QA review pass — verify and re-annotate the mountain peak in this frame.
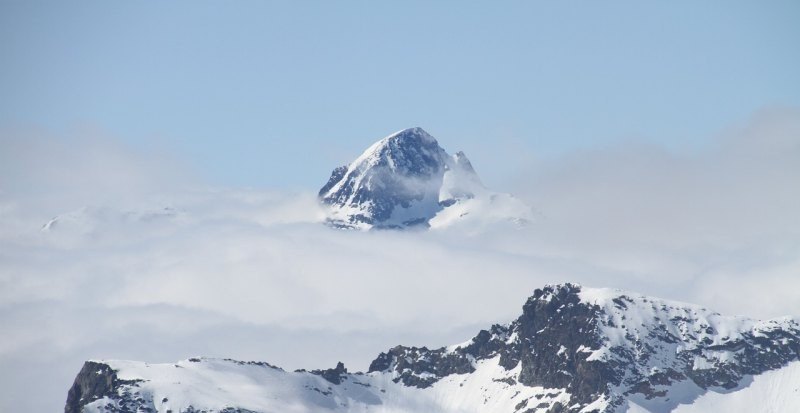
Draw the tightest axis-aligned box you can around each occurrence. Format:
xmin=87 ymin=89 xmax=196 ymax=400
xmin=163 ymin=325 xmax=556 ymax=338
xmin=384 ymin=127 xmax=436 ymax=144
xmin=530 ymin=282 xmax=583 ymax=301
xmin=319 ymin=128 xmax=532 ymax=230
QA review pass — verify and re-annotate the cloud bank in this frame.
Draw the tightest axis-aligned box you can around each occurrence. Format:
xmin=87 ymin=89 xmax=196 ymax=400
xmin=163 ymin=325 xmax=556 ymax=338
xmin=1 ymin=108 xmax=798 ymax=411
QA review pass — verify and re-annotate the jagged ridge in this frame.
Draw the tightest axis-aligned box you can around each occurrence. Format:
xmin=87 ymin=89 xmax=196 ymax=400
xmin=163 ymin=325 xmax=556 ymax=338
xmin=66 ymin=284 xmax=800 ymax=413
xmin=368 ymin=284 xmax=800 ymax=411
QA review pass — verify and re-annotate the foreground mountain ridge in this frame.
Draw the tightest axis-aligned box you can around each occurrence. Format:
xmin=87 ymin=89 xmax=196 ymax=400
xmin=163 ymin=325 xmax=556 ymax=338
xmin=319 ymin=127 xmax=533 ymax=229
xmin=66 ymin=283 xmax=800 ymax=413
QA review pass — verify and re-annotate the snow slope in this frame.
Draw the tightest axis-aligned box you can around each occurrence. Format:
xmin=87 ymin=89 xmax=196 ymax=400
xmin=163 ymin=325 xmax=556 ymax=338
xmin=671 ymin=361 xmax=800 ymax=413
xmin=77 ymin=357 xmax=571 ymax=413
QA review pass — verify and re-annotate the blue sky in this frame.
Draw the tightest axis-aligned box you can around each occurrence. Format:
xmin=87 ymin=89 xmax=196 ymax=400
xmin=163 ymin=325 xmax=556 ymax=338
xmin=2 ymin=1 xmax=798 ymax=188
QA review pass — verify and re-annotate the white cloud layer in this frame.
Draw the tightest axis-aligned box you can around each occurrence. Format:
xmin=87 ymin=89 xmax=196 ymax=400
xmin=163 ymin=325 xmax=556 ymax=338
xmin=1 ymin=108 xmax=799 ymax=411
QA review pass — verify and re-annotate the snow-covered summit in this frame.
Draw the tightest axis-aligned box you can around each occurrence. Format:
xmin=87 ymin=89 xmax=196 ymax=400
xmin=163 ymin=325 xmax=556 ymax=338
xmin=318 ymin=127 xmax=533 ymax=230
xmin=66 ymin=283 xmax=800 ymax=413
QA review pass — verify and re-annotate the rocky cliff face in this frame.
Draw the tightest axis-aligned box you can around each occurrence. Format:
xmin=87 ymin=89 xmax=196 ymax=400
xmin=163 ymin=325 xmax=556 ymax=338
xmin=65 ymin=284 xmax=800 ymax=413
xmin=65 ymin=361 xmax=143 ymax=413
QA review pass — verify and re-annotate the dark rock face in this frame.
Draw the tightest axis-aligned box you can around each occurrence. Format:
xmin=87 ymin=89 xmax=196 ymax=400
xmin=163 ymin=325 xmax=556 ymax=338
xmin=65 ymin=361 xmax=143 ymax=413
xmin=514 ymin=285 xmax=617 ymax=406
xmin=368 ymin=345 xmax=477 ymax=387
xmin=65 ymin=362 xmax=117 ymax=413
xmin=310 ymin=361 xmax=348 ymax=384
xmin=318 ymin=166 xmax=348 ymax=199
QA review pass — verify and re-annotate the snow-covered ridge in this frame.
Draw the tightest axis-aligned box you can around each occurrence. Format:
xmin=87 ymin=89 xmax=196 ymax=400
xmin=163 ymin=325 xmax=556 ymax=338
xmin=318 ymin=127 xmax=533 ymax=230
xmin=575 ymin=286 xmax=796 ymax=362
xmin=66 ymin=284 xmax=800 ymax=413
